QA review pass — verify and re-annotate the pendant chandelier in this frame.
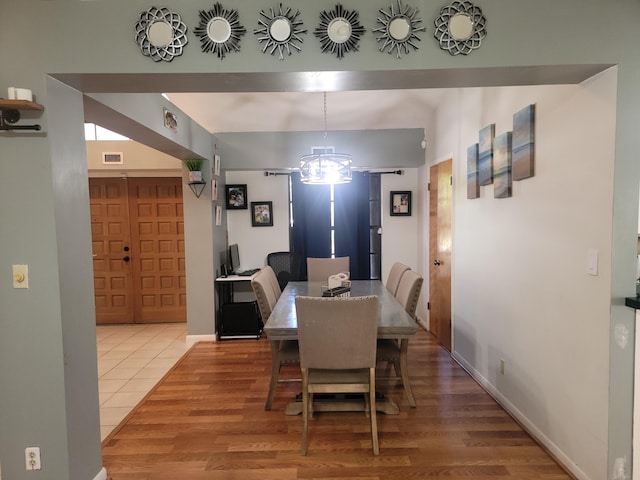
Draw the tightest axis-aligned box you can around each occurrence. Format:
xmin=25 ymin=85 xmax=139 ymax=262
xmin=300 ymin=92 xmax=353 ymax=184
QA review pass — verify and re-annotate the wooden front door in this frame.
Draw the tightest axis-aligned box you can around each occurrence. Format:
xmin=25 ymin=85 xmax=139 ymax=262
xmin=429 ymin=159 xmax=452 ymax=351
xmin=90 ymin=177 xmax=186 ymax=324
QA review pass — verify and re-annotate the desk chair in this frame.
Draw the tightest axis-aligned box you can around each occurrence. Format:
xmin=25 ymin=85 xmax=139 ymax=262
xmin=306 ymin=256 xmax=350 ymax=282
xmin=376 ymin=270 xmax=423 ymax=407
xmin=295 ymin=295 xmax=379 ymax=455
xmin=251 ymin=270 xmax=300 ymax=410
xmin=267 ymin=251 xmax=302 ymax=291
xmin=385 ymin=262 xmax=410 ymax=296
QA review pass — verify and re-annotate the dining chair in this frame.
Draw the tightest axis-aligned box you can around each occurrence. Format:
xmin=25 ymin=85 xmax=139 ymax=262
xmin=295 ymin=295 xmax=379 ymax=455
xmin=385 ymin=262 xmax=410 ymax=296
xmin=251 ymin=270 xmax=300 ymax=410
xmin=267 ymin=251 xmax=303 ymax=291
xmin=261 ymin=265 xmax=282 ymax=301
xmin=306 ymin=256 xmax=350 ymax=282
xmin=376 ymin=270 xmax=423 ymax=407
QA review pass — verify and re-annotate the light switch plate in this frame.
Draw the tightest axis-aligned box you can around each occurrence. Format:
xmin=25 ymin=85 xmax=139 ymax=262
xmin=12 ymin=264 xmax=29 ymax=289
xmin=586 ymin=249 xmax=598 ymax=276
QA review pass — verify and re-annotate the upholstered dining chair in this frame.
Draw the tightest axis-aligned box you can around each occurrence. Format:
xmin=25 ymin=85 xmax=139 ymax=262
xmin=306 ymin=256 xmax=350 ymax=282
xmin=376 ymin=270 xmax=423 ymax=407
xmin=261 ymin=265 xmax=282 ymax=301
xmin=385 ymin=262 xmax=410 ymax=296
xmin=251 ymin=270 xmax=300 ymax=410
xmin=295 ymin=295 xmax=379 ymax=456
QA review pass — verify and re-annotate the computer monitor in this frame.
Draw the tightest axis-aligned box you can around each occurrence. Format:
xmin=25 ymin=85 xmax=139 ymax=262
xmin=229 ymin=244 xmax=240 ymax=274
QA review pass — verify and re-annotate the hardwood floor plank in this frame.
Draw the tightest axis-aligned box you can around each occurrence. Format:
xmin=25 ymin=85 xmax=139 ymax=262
xmin=103 ymin=329 xmax=574 ymax=479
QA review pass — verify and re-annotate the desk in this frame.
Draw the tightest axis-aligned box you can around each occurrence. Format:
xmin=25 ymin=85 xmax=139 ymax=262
xmin=215 ymin=272 xmax=261 ymax=340
xmin=264 ymin=280 xmax=418 ymax=414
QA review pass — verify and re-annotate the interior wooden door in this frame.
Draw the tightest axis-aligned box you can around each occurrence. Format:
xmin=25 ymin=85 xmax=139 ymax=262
xmin=429 ymin=159 xmax=453 ymax=351
xmin=128 ymin=178 xmax=186 ymax=323
xmin=90 ymin=177 xmax=186 ymax=324
xmin=90 ymin=178 xmax=135 ymax=324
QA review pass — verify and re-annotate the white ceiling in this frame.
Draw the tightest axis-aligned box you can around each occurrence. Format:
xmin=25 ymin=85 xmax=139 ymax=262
xmin=164 ymin=89 xmax=448 ymax=134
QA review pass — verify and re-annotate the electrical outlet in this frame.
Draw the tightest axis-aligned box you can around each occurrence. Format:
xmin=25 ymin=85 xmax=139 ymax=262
xmin=25 ymin=447 xmax=41 ymax=471
xmin=500 ymin=359 xmax=505 ymax=375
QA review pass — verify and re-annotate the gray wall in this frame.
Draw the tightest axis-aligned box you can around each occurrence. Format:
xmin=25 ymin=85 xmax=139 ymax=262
xmin=1 ymin=1 xmax=639 ymax=479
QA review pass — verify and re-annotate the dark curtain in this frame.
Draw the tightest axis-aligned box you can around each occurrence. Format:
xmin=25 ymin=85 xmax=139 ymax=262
xmin=334 ymin=172 xmax=371 ymax=280
xmin=291 ymin=172 xmax=372 ymax=280
xmin=290 ymin=172 xmax=331 ymax=279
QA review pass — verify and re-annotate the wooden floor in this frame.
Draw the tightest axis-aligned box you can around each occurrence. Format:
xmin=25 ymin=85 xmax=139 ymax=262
xmin=102 ymin=329 xmax=573 ymax=480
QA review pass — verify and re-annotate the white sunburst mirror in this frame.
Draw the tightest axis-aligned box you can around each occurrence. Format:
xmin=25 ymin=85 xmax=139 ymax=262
xmin=373 ymin=0 xmax=426 ymax=59
xmin=254 ymin=4 xmax=307 ymax=60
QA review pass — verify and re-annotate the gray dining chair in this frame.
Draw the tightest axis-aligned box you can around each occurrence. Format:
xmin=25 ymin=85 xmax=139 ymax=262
xmin=251 ymin=270 xmax=300 ymax=410
xmin=306 ymin=256 xmax=350 ymax=282
xmin=376 ymin=270 xmax=423 ymax=407
xmin=385 ymin=262 xmax=410 ymax=296
xmin=295 ymin=295 xmax=380 ymax=455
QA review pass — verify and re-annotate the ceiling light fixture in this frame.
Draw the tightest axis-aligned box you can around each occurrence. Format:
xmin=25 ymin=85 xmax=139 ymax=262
xmin=300 ymin=92 xmax=352 ymax=185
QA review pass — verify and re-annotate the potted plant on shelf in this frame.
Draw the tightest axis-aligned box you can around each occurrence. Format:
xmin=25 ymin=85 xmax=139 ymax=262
xmin=185 ymin=158 xmax=204 ymax=183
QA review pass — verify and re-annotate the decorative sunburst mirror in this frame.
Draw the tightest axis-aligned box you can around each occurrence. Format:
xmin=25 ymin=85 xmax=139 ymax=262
xmin=373 ymin=0 xmax=426 ymax=59
xmin=194 ymin=2 xmax=246 ymax=59
xmin=135 ymin=7 xmax=188 ymax=62
xmin=434 ymin=0 xmax=487 ymax=55
xmin=314 ymin=4 xmax=365 ymax=60
xmin=254 ymin=4 xmax=307 ymax=60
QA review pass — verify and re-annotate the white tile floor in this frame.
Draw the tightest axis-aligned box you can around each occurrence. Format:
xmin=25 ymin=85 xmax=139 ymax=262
xmin=96 ymin=323 xmax=189 ymax=441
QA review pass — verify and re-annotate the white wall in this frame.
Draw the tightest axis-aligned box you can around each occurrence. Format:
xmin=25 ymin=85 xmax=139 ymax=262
xmin=437 ymin=71 xmax=617 ymax=480
xmin=86 ymin=140 xmax=181 ymax=174
xmin=226 ymin=171 xmax=290 ymax=270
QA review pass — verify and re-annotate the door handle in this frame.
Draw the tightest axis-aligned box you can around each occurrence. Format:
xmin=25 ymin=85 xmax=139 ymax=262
xmin=123 ymin=256 xmax=130 ymax=262
xmin=433 ymin=259 xmax=441 ymax=266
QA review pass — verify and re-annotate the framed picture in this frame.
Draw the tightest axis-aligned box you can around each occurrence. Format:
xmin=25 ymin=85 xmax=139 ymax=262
xmin=214 ymin=154 xmax=221 ymax=176
xmin=225 ymin=184 xmax=247 ymax=209
xmin=215 ymin=206 xmax=222 ymax=226
xmin=212 ymin=179 xmax=218 ymax=201
xmin=251 ymin=201 xmax=273 ymax=227
xmin=390 ymin=191 xmax=412 ymax=216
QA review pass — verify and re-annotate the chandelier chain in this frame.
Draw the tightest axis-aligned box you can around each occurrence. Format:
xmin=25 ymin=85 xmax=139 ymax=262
xmin=323 ymin=91 xmax=327 ymax=141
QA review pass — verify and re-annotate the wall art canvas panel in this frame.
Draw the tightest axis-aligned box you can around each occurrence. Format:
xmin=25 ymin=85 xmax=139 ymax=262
xmin=467 ymin=143 xmax=480 ymax=199
xmin=478 ymin=123 xmax=495 ymax=186
xmin=512 ymin=104 xmax=535 ymax=181
xmin=493 ymin=131 xmax=513 ymax=199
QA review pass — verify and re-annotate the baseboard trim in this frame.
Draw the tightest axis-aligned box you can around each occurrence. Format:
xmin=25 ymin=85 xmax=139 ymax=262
xmin=186 ymin=334 xmax=218 ymax=347
xmin=93 ymin=467 xmax=108 ymax=480
xmin=451 ymin=351 xmax=586 ymax=480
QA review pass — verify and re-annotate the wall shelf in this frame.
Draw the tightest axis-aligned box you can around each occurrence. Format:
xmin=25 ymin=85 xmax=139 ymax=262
xmin=0 ymin=99 xmax=44 ymax=111
xmin=0 ymin=99 xmax=44 ymax=131
xmin=188 ymin=181 xmax=206 ymax=198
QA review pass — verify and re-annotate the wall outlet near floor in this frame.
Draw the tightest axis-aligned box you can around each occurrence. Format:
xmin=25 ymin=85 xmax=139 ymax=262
xmin=500 ymin=359 xmax=505 ymax=375
xmin=25 ymin=447 xmax=41 ymax=471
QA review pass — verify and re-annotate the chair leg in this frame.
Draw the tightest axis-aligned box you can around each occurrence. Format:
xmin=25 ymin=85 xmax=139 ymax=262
xmin=265 ymin=341 xmax=281 ymax=411
xmin=369 ymin=368 xmax=379 ymax=455
xmin=301 ymin=370 xmax=309 ymax=455
xmin=399 ymin=339 xmax=416 ymax=407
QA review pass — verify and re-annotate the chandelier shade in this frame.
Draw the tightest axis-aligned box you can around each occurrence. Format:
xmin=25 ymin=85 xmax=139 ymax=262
xmin=300 ymin=152 xmax=352 ymax=184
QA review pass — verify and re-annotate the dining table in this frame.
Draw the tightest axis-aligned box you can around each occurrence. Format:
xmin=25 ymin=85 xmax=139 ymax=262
xmin=263 ymin=280 xmax=418 ymax=415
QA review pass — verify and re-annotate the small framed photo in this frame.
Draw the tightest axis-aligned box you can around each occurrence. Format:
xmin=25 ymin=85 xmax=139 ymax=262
xmin=390 ymin=191 xmax=412 ymax=216
xmin=215 ymin=206 xmax=222 ymax=226
xmin=214 ymin=154 xmax=221 ymax=176
xmin=212 ymin=179 xmax=218 ymax=201
xmin=251 ymin=201 xmax=273 ymax=227
xmin=225 ymin=184 xmax=247 ymax=209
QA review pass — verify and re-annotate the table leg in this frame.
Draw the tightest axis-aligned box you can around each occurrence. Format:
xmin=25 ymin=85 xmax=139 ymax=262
xmin=399 ymin=339 xmax=416 ymax=407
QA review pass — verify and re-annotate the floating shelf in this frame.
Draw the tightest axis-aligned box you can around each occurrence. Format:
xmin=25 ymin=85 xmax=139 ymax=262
xmin=0 ymin=99 xmax=44 ymax=111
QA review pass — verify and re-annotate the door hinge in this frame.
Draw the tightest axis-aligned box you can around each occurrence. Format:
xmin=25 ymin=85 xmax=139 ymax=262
xmin=427 ymin=183 xmax=430 ymax=191
xmin=450 ymin=176 xmax=453 ymax=185
xmin=427 ymin=302 xmax=430 ymax=310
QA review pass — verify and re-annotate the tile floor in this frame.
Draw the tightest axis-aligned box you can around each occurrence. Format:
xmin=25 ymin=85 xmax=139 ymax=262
xmin=96 ymin=323 xmax=189 ymax=441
